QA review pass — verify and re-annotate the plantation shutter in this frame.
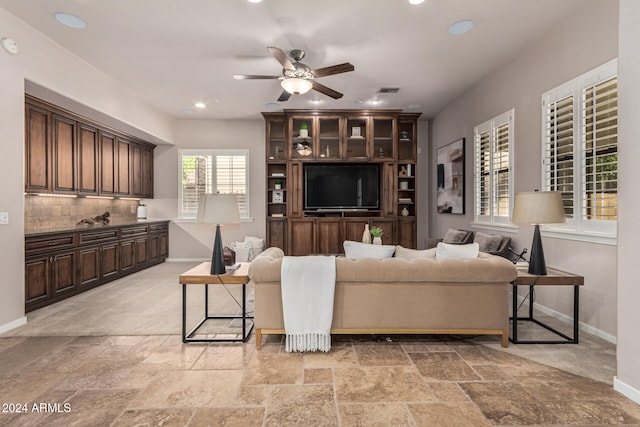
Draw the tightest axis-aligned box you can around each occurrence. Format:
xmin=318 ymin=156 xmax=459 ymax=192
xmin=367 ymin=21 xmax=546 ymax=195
xmin=474 ymin=110 xmax=513 ymax=224
xmin=493 ymin=121 xmax=511 ymax=219
xmin=582 ymin=76 xmax=617 ymax=222
xmin=475 ymin=127 xmax=491 ymax=221
xmin=544 ymin=94 xmax=575 ymax=218
xmin=215 ymin=155 xmax=248 ymax=218
xmin=180 ymin=154 xmax=213 ymax=218
xmin=178 ymin=149 xmax=250 ymax=220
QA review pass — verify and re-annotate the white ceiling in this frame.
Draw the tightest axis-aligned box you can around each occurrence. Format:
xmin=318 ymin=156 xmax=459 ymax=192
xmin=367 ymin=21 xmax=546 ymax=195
xmin=1 ymin=0 xmax=586 ymax=121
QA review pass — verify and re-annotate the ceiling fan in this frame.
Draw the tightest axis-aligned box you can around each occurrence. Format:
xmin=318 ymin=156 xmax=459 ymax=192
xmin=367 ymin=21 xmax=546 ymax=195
xmin=233 ymin=46 xmax=355 ymax=102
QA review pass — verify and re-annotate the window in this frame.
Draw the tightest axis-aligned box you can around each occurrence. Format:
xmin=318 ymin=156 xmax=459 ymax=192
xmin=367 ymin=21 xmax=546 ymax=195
xmin=542 ymin=59 xmax=617 ymax=238
xmin=178 ymin=149 xmax=250 ymax=220
xmin=474 ymin=109 xmax=514 ymax=225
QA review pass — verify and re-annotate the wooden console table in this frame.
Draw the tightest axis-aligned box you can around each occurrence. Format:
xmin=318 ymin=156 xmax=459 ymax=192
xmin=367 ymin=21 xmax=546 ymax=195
xmin=179 ymin=262 xmax=253 ymax=343
xmin=511 ymin=266 xmax=584 ymax=344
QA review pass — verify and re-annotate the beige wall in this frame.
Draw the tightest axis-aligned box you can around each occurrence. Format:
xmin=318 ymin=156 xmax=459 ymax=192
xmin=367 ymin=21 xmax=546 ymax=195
xmin=149 ymin=120 xmax=266 ymax=260
xmin=428 ymin=0 xmax=619 ymax=338
xmin=616 ymin=0 xmax=640 ymax=402
xmin=0 ymin=7 xmax=175 ymax=331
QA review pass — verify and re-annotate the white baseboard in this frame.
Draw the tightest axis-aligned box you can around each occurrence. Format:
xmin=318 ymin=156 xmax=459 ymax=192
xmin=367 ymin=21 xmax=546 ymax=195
xmin=166 ymin=258 xmax=208 ymax=263
xmin=516 ymin=295 xmax=617 ymax=344
xmin=0 ymin=316 xmax=27 ymax=334
xmin=614 ymin=377 xmax=640 ymax=404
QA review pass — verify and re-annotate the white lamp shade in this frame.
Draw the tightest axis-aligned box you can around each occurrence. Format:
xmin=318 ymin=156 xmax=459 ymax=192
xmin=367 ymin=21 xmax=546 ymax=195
xmin=196 ymin=193 xmax=241 ymax=225
xmin=281 ymin=78 xmax=313 ymax=95
xmin=512 ymin=191 xmax=566 ymax=225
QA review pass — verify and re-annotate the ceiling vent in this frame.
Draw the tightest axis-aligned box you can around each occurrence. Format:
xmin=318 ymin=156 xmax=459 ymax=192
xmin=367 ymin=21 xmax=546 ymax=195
xmin=377 ymin=87 xmax=400 ymax=94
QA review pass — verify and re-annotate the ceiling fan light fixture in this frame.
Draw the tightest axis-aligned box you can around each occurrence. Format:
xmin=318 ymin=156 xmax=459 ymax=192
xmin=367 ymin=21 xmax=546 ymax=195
xmin=281 ymin=78 xmax=313 ymax=95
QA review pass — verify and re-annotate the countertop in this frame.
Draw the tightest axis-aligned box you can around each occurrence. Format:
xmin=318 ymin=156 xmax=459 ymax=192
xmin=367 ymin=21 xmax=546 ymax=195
xmin=25 ymin=219 xmax=171 ymax=237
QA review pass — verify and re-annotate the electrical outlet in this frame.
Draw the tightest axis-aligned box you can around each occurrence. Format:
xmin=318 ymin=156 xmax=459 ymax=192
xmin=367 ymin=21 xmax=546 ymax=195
xmin=0 ymin=212 xmax=8 ymax=225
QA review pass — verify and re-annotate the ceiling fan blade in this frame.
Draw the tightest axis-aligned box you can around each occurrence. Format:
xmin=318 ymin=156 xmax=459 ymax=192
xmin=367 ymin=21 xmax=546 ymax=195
xmin=312 ymin=82 xmax=343 ymax=99
xmin=312 ymin=63 xmax=355 ymax=78
xmin=267 ymin=46 xmax=295 ymax=70
xmin=233 ymin=74 xmax=281 ymax=80
xmin=277 ymin=90 xmax=292 ymax=102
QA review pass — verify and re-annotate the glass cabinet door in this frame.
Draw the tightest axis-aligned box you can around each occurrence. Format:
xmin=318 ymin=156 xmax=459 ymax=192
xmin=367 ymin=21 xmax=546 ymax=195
xmin=345 ymin=117 xmax=368 ymax=159
xmin=398 ymin=119 xmax=416 ymax=161
xmin=372 ymin=117 xmax=395 ymax=160
xmin=290 ymin=117 xmax=315 ymax=159
xmin=318 ymin=117 xmax=341 ymax=160
xmin=267 ymin=118 xmax=286 ymax=161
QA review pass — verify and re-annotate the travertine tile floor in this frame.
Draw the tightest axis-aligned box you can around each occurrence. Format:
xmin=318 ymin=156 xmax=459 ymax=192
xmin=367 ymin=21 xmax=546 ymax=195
xmin=1 ymin=262 xmax=639 ymax=426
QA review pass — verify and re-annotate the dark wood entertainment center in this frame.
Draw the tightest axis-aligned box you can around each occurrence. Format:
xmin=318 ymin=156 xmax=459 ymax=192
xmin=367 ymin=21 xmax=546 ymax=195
xmin=263 ymin=109 xmax=421 ymax=255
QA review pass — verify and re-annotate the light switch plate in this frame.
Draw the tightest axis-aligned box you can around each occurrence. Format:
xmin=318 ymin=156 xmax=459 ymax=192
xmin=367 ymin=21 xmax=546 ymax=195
xmin=0 ymin=212 xmax=8 ymax=224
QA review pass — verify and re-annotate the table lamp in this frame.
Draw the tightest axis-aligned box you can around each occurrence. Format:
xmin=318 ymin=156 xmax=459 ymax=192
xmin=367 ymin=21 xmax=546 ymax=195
xmin=197 ymin=193 xmax=241 ymax=275
xmin=511 ymin=191 xmax=566 ymax=275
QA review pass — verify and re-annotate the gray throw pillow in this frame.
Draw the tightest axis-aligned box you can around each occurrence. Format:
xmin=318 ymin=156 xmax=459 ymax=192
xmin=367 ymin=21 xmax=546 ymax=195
xmin=442 ymin=228 xmax=468 ymax=244
xmin=473 ymin=232 xmax=502 ymax=252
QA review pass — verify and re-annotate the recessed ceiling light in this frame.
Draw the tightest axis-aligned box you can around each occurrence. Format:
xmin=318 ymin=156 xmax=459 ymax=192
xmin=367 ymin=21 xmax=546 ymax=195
xmin=370 ymin=99 xmax=381 ymax=105
xmin=409 ymin=0 xmax=425 ymax=4
xmin=194 ymin=102 xmax=206 ymax=109
xmin=54 ymin=12 xmax=86 ymax=29
xmin=448 ymin=20 xmax=474 ymax=35
xmin=310 ymin=100 xmax=322 ymax=104
xmin=248 ymin=0 xmax=262 ymax=3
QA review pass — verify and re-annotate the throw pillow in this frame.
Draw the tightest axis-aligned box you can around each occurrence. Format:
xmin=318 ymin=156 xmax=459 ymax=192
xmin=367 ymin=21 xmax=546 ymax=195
xmin=343 ymin=240 xmax=396 ymax=259
xmin=442 ymin=228 xmax=468 ymax=244
xmin=473 ymin=232 xmax=502 ymax=252
xmin=395 ymin=246 xmax=436 ymax=259
xmin=435 ymin=242 xmax=479 ymax=259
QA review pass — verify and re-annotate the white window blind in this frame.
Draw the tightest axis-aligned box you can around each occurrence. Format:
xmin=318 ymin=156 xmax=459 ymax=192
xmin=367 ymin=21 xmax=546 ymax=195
xmin=582 ymin=76 xmax=617 ymax=222
xmin=474 ymin=109 xmax=514 ymax=225
xmin=544 ymin=94 xmax=575 ymax=218
xmin=542 ymin=59 xmax=617 ymax=238
xmin=178 ymin=149 xmax=250 ymax=220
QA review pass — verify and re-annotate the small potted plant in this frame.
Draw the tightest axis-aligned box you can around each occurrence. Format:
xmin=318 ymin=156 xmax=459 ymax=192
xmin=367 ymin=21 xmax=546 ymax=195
xmin=299 ymin=121 xmax=309 ymax=138
xmin=370 ymin=226 xmax=384 ymax=245
xmin=274 ymin=179 xmax=282 ymax=190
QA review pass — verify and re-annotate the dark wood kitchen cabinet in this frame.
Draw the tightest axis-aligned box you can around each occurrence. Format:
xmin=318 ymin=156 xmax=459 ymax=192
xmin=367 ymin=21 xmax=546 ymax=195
xmin=25 ymin=232 xmax=77 ymax=311
xmin=24 ymin=103 xmax=51 ymax=193
xmin=52 ymin=114 xmax=77 ymax=194
xmin=25 ymin=95 xmax=156 ymax=198
xmin=25 ymin=221 xmax=169 ymax=312
xmin=78 ymin=123 xmax=99 ymax=195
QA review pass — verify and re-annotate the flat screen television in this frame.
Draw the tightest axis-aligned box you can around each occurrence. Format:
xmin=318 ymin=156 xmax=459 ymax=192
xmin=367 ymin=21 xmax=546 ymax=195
xmin=304 ymin=164 xmax=380 ymax=210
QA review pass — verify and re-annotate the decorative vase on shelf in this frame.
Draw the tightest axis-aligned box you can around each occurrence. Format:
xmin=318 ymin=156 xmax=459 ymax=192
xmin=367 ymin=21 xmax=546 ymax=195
xmin=299 ymin=129 xmax=308 ymax=138
xmin=401 ymin=207 xmax=409 ymax=217
xmin=362 ymin=224 xmax=371 ymax=244
xmin=373 ymin=237 xmax=382 ymax=245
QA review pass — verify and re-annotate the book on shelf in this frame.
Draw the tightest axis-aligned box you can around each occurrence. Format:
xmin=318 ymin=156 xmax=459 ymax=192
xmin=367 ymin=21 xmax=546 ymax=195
xmin=271 ymin=213 xmax=284 ymax=218
xmin=271 ymin=173 xmax=285 ymax=177
xmin=398 ymin=198 xmax=412 ymax=203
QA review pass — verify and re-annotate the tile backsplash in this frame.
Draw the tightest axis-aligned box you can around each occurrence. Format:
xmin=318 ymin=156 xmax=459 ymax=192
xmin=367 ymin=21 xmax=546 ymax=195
xmin=25 ymin=196 xmax=139 ymax=231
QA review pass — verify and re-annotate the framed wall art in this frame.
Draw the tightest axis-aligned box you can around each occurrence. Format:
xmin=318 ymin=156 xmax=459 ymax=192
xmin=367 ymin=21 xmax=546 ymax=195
xmin=437 ymin=138 xmax=465 ymax=214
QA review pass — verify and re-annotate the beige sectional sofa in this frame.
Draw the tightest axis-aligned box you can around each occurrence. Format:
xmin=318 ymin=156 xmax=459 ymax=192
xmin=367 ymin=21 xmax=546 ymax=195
xmin=248 ymin=247 xmax=518 ymax=349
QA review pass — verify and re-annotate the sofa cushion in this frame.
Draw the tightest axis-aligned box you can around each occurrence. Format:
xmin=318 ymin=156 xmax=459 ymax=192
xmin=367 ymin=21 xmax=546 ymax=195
xmin=474 ymin=232 xmax=502 ymax=252
xmin=343 ymin=240 xmax=396 ymax=259
xmin=395 ymin=246 xmax=436 ymax=259
xmin=442 ymin=228 xmax=469 ymax=244
xmin=435 ymin=242 xmax=479 ymax=259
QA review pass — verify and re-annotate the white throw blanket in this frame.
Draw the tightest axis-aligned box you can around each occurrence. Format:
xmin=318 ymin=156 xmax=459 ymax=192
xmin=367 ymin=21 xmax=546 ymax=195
xmin=281 ymin=256 xmax=336 ymax=352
